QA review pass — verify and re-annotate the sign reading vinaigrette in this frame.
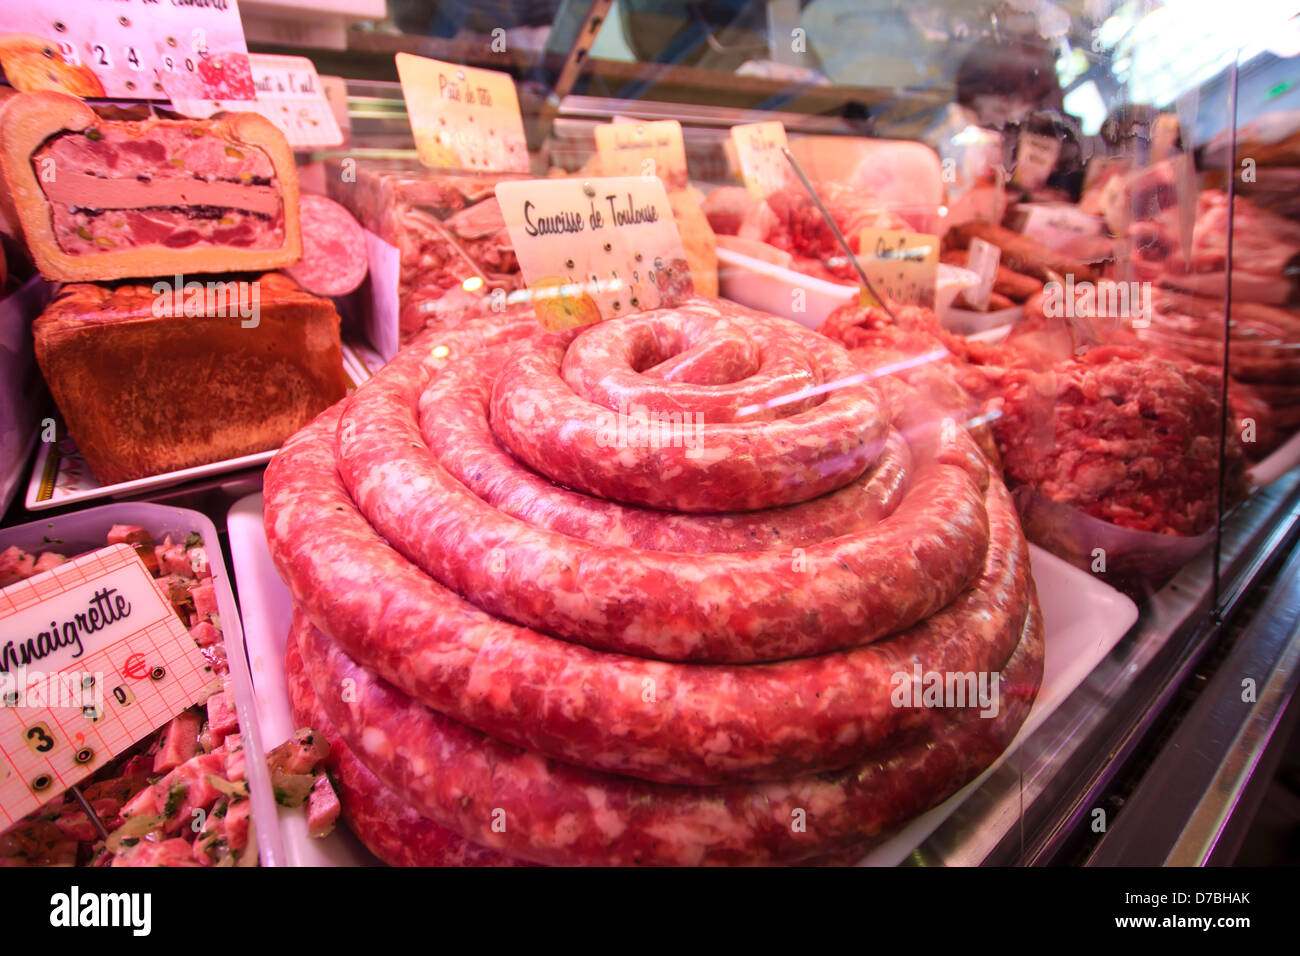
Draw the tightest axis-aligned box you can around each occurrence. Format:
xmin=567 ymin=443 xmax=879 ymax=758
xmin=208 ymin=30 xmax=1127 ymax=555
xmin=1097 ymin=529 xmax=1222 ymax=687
xmin=495 ymin=176 xmax=694 ymax=330
xmin=0 ymin=545 xmax=213 ymax=824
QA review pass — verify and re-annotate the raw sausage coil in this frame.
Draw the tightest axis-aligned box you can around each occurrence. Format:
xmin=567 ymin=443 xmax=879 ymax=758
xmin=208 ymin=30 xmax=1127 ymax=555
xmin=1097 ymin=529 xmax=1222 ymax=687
xmin=334 ymin=301 xmax=992 ymax=663
xmin=293 ymin=602 xmax=1043 ymax=866
xmin=263 ymin=296 xmax=1043 ymax=863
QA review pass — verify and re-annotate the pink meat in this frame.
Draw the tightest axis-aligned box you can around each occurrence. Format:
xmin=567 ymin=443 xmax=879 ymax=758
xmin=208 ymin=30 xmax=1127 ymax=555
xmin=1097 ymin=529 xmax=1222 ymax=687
xmin=284 ymin=635 xmax=528 ymax=866
xmin=264 ymin=363 xmax=1025 ymax=787
xmin=335 ymin=304 xmax=989 ymax=663
xmin=294 ymin=602 xmax=1043 ymax=866
xmin=261 ymin=295 xmax=1043 ymax=864
xmin=282 ymin=194 xmax=369 ymax=297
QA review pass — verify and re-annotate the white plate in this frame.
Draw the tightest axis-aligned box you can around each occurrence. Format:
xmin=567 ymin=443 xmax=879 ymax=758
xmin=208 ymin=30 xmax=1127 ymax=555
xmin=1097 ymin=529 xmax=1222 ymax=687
xmin=938 ymin=304 xmax=1025 ymax=337
xmin=23 ymin=341 xmax=384 ymax=512
xmin=717 ymin=246 xmax=857 ymax=329
xmin=227 ymin=492 xmax=1137 ymax=867
xmin=24 ymin=434 xmax=278 ymax=513
xmin=1250 ymin=428 xmax=1300 ymax=491
xmin=964 ymin=323 xmax=1014 ymax=345
xmin=717 ymin=246 xmax=975 ymax=330
xmin=0 ymin=273 xmax=53 ymax=516
xmin=226 ymin=493 xmax=380 ymax=866
xmin=0 ymin=502 xmax=283 ymax=866
xmin=858 ymin=544 xmax=1138 ymax=866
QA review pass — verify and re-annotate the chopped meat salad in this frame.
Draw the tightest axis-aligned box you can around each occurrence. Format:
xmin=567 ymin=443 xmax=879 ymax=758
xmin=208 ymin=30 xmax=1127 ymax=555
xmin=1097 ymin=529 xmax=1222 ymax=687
xmin=0 ymin=525 xmax=255 ymax=867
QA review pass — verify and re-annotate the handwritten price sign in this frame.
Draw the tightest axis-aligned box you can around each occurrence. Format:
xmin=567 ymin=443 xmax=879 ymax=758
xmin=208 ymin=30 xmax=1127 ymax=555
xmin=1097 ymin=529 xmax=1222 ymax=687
xmin=166 ymin=53 xmax=342 ymax=149
xmin=496 ymin=176 xmax=693 ymax=329
xmin=856 ymin=228 xmax=940 ymax=309
xmin=396 ymin=52 xmax=528 ymax=173
xmin=0 ymin=545 xmax=213 ymax=824
xmin=731 ymin=121 xmax=792 ymax=198
xmin=595 ymin=120 xmax=688 ymax=191
xmin=0 ymin=0 xmax=253 ymax=100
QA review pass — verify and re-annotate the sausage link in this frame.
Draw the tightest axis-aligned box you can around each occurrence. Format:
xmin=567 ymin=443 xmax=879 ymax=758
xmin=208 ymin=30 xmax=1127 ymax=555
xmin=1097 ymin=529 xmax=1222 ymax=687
xmin=294 ymin=600 xmax=1043 ymax=866
xmin=264 ymin=406 xmax=1025 ymax=785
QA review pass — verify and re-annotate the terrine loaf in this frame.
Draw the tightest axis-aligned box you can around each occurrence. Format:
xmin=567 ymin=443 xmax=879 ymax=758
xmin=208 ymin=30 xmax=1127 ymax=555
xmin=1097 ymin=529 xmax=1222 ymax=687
xmin=0 ymin=91 xmax=301 ymax=282
xmin=324 ymin=158 xmax=525 ymax=344
xmin=33 ymin=273 xmax=347 ymax=484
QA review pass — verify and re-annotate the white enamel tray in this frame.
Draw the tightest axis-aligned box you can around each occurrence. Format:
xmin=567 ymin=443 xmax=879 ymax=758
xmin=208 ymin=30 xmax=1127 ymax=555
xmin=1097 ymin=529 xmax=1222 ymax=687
xmin=24 ymin=341 xmax=384 ymax=512
xmin=227 ymin=492 xmax=1138 ymax=867
xmin=0 ymin=502 xmax=283 ymax=866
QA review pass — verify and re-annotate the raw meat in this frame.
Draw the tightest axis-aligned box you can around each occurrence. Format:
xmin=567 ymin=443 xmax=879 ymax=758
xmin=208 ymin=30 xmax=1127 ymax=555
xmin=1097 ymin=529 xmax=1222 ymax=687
xmin=261 ymin=295 xmax=1043 ymax=864
xmin=283 ymin=194 xmax=369 ymax=297
xmin=325 ymin=159 xmax=524 ymax=344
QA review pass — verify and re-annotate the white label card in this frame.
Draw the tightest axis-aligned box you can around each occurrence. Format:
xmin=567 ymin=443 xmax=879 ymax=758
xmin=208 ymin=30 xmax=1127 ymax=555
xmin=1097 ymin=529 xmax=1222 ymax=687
xmin=964 ymin=237 xmax=1000 ymax=310
xmin=396 ymin=52 xmax=528 ymax=173
xmin=857 ymin=228 xmax=940 ymax=309
xmin=0 ymin=0 xmax=251 ymax=100
xmin=731 ymin=121 xmax=791 ymax=198
xmin=495 ymin=176 xmax=693 ymax=330
xmin=0 ymin=544 xmax=213 ymax=824
xmin=166 ymin=54 xmax=343 ymax=148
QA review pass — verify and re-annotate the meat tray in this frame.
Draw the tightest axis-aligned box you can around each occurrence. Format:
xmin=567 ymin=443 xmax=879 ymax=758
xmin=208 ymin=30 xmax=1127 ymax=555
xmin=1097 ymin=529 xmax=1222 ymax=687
xmin=23 ymin=340 xmax=383 ymax=512
xmin=717 ymin=245 xmax=978 ymax=330
xmin=226 ymin=491 xmax=1137 ymax=867
xmin=226 ymin=493 xmax=379 ymax=865
xmin=0 ymin=501 xmax=283 ymax=866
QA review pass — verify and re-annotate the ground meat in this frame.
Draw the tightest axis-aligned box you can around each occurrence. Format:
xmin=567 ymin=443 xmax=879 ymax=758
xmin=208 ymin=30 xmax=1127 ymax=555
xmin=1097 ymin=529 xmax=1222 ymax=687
xmin=819 ymin=302 xmax=1250 ymax=538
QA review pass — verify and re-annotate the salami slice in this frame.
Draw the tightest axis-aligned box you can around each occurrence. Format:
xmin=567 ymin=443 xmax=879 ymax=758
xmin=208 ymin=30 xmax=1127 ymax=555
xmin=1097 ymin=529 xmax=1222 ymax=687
xmin=283 ymin=193 xmax=369 ymax=297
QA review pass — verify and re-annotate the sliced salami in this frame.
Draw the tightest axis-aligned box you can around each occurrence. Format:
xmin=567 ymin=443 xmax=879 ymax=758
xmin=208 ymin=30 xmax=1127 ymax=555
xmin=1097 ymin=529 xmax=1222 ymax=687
xmin=283 ymin=193 xmax=369 ymax=297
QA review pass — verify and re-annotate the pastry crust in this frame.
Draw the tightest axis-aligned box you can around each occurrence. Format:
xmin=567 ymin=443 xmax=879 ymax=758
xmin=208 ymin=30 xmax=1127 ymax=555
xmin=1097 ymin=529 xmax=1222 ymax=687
xmin=0 ymin=91 xmax=301 ymax=282
xmin=34 ymin=273 xmax=346 ymax=485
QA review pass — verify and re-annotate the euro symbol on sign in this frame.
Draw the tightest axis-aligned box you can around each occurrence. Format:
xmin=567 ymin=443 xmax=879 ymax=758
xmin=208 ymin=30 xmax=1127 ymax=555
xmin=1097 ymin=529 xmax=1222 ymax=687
xmin=123 ymin=653 xmax=148 ymax=680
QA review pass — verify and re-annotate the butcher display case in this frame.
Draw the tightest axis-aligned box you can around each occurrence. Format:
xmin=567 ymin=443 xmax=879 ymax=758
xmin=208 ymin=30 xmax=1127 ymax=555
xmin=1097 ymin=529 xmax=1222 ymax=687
xmin=1 ymin=0 xmax=1299 ymax=874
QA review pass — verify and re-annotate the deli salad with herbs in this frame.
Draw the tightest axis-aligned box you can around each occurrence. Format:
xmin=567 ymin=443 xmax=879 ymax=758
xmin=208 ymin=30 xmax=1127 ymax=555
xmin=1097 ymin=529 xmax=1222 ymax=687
xmin=0 ymin=524 xmax=339 ymax=866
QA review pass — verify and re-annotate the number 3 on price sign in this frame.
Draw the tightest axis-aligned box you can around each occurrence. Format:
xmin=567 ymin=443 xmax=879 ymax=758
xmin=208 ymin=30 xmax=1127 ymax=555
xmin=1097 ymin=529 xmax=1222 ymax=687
xmin=24 ymin=723 xmax=56 ymax=755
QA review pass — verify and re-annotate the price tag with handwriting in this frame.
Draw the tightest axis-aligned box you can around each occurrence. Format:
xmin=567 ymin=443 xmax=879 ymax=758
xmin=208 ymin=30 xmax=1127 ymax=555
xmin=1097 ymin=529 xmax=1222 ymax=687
xmin=244 ymin=54 xmax=342 ymax=148
xmin=595 ymin=120 xmax=688 ymax=191
xmin=730 ymin=121 xmax=790 ymax=198
xmin=165 ymin=54 xmax=342 ymax=149
xmin=856 ymin=228 xmax=939 ymax=309
xmin=495 ymin=176 xmax=693 ymax=330
xmin=1012 ymin=131 xmax=1061 ymax=191
xmin=396 ymin=52 xmax=528 ymax=173
xmin=0 ymin=545 xmax=213 ymax=825
xmin=964 ymin=237 xmax=1000 ymax=310
xmin=0 ymin=0 xmax=253 ymax=100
